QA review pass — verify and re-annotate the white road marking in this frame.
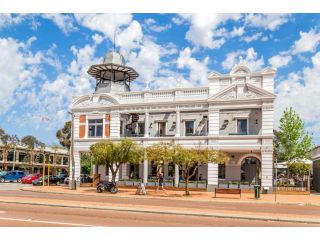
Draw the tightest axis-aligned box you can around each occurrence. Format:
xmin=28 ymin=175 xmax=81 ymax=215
xmin=0 ymin=217 xmax=102 ymax=227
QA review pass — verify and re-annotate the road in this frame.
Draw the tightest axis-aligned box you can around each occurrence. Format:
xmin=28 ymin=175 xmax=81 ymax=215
xmin=0 ymin=186 xmax=320 ymax=226
xmin=0 ymin=202 xmax=318 ymax=227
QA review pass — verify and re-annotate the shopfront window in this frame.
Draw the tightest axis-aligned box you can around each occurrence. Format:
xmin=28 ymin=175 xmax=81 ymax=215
xmin=138 ymin=122 xmax=145 ymax=136
xmin=218 ymin=163 xmax=226 ymax=179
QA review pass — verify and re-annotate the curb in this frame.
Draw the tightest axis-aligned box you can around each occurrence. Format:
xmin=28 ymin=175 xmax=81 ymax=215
xmin=20 ymin=188 xmax=320 ymax=207
xmin=1 ymin=199 xmax=320 ymax=225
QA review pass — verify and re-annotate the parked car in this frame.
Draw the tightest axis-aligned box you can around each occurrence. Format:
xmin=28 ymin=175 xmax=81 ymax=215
xmin=57 ymin=173 xmax=68 ymax=183
xmin=32 ymin=176 xmax=60 ymax=186
xmin=21 ymin=173 xmax=42 ymax=184
xmin=0 ymin=170 xmax=25 ymax=183
xmin=64 ymin=174 xmax=93 ymax=185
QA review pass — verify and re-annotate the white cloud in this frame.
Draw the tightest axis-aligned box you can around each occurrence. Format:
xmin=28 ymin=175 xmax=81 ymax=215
xmin=0 ymin=14 xmax=27 ymax=29
xmin=242 ymin=32 xmax=263 ymax=43
xmin=127 ymin=39 xmax=161 ymax=89
xmin=74 ymin=13 xmax=132 ymax=42
xmin=0 ymin=37 xmax=42 ymax=114
xmin=172 ymin=16 xmax=185 ymax=25
xmin=179 ymin=13 xmax=242 ymax=49
xmin=116 ymin=20 xmax=143 ymax=54
xmin=229 ymin=27 xmax=245 ymax=37
xmin=292 ymin=29 xmax=320 ymax=54
xmin=144 ymin=18 xmax=172 ymax=32
xmin=177 ymin=47 xmax=209 ymax=86
xmin=222 ymin=47 xmax=264 ymax=72
xmin=275 ymin=51 xmax=320 ymax=141
xmin=41 ymin=14 xmax=77 ymax=35
xmin=268 ymin=53 xmax=292 ymax=69
xmin=245 ymin=14 xmax=290 ymax=31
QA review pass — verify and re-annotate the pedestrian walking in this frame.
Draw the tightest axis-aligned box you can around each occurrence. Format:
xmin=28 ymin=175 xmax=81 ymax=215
xmin=157 ymin=172 xmax=164 ymax=190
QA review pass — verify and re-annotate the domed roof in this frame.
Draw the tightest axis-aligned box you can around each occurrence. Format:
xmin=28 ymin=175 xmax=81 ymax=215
xmin=103 ymin=51 xmax=125 ymax=65
xmin=87 ymin=50 xmax=139 ymax=81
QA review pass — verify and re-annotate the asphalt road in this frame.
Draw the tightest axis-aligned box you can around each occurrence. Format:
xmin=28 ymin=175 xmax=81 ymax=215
xmin=0 ymin=202 xmax=318 ymax=227
xmin=2 ymin=189 xmax=320 ymax=217
xmin=0 ymin=187 xmax=320 ymax=227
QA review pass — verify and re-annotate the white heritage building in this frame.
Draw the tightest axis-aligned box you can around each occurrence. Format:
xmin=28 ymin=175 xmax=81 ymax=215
xmin=71 ymin=51 xmax=276 ymax=192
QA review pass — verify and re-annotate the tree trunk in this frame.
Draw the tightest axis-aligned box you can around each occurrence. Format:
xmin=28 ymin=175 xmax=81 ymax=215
xmin=185 ymin=173 xmax=190 ymax=196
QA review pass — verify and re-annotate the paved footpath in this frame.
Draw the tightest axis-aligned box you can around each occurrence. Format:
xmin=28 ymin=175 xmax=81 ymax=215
xmin=0 ymin=187 xmax=320 ymax=225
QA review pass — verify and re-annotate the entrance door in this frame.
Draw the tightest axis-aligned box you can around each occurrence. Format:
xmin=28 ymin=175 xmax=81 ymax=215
xmin=241 ymin=157 xmax=260 ymax=184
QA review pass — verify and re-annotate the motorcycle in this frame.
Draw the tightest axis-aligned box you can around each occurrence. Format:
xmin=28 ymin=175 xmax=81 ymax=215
xmin=96 ymin=181 xmax=118 ymax=194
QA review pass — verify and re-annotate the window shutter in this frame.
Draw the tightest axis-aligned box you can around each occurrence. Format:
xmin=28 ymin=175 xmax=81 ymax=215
xmin=105 ymin=114 xmax=110 ymax=137
xmin=79 ymin=115 xmax=86 ymax=138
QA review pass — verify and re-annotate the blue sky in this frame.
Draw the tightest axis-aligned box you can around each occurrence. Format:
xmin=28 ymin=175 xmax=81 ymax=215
xmin=0 ymin=13 xmax=320 ymax=145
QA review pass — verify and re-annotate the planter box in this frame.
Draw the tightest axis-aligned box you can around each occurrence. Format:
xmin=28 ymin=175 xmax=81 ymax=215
xmin=117 ymin=181 xmax=125 ymax=186
xmin=125 ymin=181 xmax=134 ymax=186
xmin=197 ymin=183 xmax=207 ymax=188
xmin=218 ymin=183 xmax=228 ymax=188
xmin=240 ymin=184 xmax=250 ymax=189
xmin=147 ymin=182 xmax=157 ymax=187
xmin=133 ymin=181 xmax=142 ymax=186
xmin=229 ymin=184 xmax=239 ymax=189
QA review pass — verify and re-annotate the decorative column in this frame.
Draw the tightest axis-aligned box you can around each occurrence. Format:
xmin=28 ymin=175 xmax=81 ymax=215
xmin=110 ymin=110 xmax=120 ymax=138
xmin=143 ymin=158 xmax=148 ymax=184
xmin=208 ymin=105 xmax=219 ymax=136
xmin=207 ymin=163 xmax=218 ymax=191
xmin=262 ymin=103 xmax=274 ymax=135
xmin=70 ymin=149 xmax=81 ymax=188
xmin=144 ymin=112 xmax=149 ymax=138
xmin=261 ymin=148 xmax=273 ymax=192
xmin=174 ymin=164 xmax=179 ymax=187
xmin=175 ymin=110 xmax=181 ymax=137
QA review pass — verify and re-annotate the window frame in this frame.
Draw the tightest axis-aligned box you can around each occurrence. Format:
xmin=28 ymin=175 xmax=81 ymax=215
xmin=185 ymin=120 xmax=195 ymax=136
xmin=236 ymin=118 xmax=248 ymax=135
xmin=88 ymin=119 xmax=103 ymax=138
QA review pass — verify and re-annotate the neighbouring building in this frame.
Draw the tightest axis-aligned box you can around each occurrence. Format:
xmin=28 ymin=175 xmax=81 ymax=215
xmin=0 ymin=144 xmax=69 ymax=175
xmin=311 ymin=145 xmax=320 ymax=192
xmin=71 ymin=51 xmax=276 ymax=192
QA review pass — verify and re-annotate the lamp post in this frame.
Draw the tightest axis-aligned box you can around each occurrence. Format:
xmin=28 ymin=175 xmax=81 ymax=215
xmin=68 ymin=110 xmax=76 ymax=190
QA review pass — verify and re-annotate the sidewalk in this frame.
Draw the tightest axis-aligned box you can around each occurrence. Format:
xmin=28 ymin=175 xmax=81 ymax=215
xmin=21 ymin=185 xmax=320 ymax=206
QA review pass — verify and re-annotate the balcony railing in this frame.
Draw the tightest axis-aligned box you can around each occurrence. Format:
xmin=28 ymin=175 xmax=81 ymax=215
xmin=118 ymin=87 xmax=209 ymax=102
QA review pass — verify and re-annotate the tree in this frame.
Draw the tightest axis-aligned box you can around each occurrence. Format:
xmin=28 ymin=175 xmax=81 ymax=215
xmin=90 ymin=139 xmax=144 ymax=181
xmin=81 ymin=153 xmax=93 ymax=175
xmin=0 ymin=130 xmax=20 ymax=169
xmin=21 ymin=135 xmax=45 ymax=172
xmin=274 ymin=107 xmax=313 ymax=164
xmin=288 ymin=162 xmax=311 ymax=181
xmin=171 ymin=144 xmax=228 ymax=196
xmin=146 ymin=142 xmax=172 ymax=175
xmin=56 ymin=121 xmax=71 ymax=150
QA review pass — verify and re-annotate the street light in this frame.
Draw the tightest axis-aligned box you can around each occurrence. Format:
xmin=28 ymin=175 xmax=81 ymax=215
xmin=68 ymin=110 xmax=76 ymax=190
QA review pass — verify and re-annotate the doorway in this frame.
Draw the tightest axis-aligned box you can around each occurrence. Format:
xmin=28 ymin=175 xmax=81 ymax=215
xmin=241 ymin=157 xmax=261 ymax=184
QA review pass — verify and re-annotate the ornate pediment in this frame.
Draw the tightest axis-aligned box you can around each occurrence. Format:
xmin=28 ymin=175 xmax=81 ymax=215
xmin=208 ymin=83 xmax=276 ymax=102
xmin=72 ymin=94 xmax=119 ymax=109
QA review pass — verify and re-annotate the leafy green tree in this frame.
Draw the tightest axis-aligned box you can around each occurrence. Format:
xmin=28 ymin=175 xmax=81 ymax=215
xmin=288 ymin=162 xmax=311 ymax=181
xmin=90 ymin=139 xmax=144 ymax=181
xmin=21 ymin=135 xmax=45 ymax=172
xmin=0 ymin=130 xmax=19 ymax=169
xmin=171 ymin=144 xmax=228 ymax=195
xmin=56 ymin=121 xmax=71 ymax=150
xmin=146 ymin=142 xmax=172 ymax=175
xmin=274 ymin=107 xmax=313 ymax=163
xmin=81 ymin=153 xmax=93 ymax=175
